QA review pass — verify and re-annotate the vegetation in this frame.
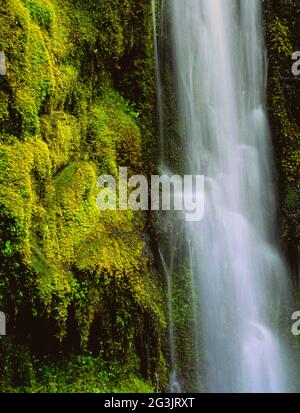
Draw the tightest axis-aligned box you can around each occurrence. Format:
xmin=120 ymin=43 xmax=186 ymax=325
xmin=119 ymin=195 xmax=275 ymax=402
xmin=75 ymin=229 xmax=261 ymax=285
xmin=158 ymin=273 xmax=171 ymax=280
xmin=0 ymin=0 xmax=168 ymax=392
xmin=264 ymin=0 xmax=300 ymax=273
xmin=0 ymin=0 xmax=298 ymax=393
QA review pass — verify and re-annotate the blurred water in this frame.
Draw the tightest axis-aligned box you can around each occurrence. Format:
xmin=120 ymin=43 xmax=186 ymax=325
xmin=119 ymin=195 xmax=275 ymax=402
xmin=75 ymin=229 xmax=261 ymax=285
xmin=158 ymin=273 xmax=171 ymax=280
xmin=154 ymin=0 xmax=291 ymax=392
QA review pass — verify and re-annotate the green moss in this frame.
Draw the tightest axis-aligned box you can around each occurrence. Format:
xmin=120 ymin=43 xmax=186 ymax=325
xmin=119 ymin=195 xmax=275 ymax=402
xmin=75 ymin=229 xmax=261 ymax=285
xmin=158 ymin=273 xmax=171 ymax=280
xmin=23 ymin=0 xmax=55 ymax=33
xmin=1 ymin=352 xmax=155 ymax=393
xmin=0 ymin=91 xmax=9 ymax=123
xmin=87 ymin=92 xmax=143 ymax=175
xmin=264 ymin=2 xmax=300 ymax=256
xmin=40 ymin=113 xmax=81 ymax=173
xmin=0 ymin=0 xmax=167 ymax=392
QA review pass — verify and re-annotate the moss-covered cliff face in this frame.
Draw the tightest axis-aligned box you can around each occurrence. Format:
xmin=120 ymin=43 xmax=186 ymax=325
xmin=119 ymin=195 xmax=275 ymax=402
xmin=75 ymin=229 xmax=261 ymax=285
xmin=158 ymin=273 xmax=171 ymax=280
xmin=0 ymin=0 xmax=168 ymax=392
xmin=1 ymin=0 xmax=299 ymax=394
xmin=264 ymin=0 xmax=300 ymax=279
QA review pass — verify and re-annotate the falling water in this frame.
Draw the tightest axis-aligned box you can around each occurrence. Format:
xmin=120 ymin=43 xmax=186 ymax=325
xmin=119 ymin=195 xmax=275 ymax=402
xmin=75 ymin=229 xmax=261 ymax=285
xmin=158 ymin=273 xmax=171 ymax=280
xmin=154 ymin=0 xmax=292 ymax=392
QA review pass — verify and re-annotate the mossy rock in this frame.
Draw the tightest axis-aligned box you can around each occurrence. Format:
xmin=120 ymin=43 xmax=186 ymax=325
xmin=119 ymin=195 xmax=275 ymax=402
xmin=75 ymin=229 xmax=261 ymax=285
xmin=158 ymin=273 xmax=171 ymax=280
xmin=0 ymin=0 xmax=168 ymax=392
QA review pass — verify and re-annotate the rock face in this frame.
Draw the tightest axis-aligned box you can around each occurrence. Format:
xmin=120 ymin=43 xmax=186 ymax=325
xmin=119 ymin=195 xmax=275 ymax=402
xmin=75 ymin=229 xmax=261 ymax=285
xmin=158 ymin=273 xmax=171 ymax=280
xmin=0 ymin=0 xmax=298 ymax=393
xmin=264 ymin=0 xmax=300 ymax=279
xmin=0 ymin=0 xmax=167 ymax=392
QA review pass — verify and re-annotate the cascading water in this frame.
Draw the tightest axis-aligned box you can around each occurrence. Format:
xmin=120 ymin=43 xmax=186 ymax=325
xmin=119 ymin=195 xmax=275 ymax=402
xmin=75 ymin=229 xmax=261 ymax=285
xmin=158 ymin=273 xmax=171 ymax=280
xmin=153 ymin=0 xmax=292 ymax=393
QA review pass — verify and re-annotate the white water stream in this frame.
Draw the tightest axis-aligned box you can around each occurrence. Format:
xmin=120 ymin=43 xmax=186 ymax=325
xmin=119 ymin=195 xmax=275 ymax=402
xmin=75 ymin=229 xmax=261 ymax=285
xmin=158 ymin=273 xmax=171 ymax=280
xmin=153 ymin=0 xmax=291 ymax=392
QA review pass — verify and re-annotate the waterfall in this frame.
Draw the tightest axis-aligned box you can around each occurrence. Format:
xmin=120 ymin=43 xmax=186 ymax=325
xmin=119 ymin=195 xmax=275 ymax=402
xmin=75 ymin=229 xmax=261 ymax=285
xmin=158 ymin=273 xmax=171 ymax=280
xmin=153 ymin=0 xmax=292 ymax=393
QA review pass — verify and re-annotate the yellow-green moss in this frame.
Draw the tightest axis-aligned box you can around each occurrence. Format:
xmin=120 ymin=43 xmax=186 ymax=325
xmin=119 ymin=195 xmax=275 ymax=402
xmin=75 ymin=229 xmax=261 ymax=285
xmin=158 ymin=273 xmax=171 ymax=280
xmin=264 ymin=3 xmax=300 ymax=249
xmin=0 ymin=0 xmax=167 ymax=392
